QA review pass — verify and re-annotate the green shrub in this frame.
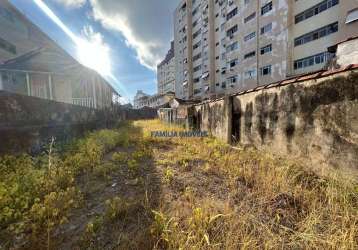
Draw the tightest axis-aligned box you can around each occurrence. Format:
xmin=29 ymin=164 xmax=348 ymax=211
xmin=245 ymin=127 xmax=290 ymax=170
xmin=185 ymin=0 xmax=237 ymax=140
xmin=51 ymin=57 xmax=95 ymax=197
xmin=104 ymin=196 xmax=129 ymax=220
xmin=112 ymin=152 xmax=128 ymax=164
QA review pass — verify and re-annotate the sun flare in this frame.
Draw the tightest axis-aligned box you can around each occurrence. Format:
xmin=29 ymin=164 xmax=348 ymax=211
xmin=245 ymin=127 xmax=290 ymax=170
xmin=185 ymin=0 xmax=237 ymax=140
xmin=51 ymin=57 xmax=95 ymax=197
xmin=76 ymin=37 xmax=111 ymax=76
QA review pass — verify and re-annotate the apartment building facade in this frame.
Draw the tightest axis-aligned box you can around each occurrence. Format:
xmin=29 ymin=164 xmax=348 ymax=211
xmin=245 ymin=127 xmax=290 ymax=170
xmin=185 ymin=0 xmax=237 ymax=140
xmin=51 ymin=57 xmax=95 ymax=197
xmin=157 ymin=41 xmax=175 ymax=95
xmin=174 ymin=0 xmax=358 ymax=100
xmin=133 ymin=90 xmax=175 ymax=109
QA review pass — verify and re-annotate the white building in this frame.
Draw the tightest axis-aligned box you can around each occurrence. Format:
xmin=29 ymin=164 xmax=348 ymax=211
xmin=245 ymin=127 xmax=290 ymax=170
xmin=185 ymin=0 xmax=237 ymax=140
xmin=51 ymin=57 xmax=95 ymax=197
xmin=133 ymin=90 xmax=175 ymax=109
xmin=157 ymin=41 xmax=175 ymax=95
xmin=174 ymin=0 xmax=358 ymax=100
xmin=133 ymin=90 xmax=150 ymax=109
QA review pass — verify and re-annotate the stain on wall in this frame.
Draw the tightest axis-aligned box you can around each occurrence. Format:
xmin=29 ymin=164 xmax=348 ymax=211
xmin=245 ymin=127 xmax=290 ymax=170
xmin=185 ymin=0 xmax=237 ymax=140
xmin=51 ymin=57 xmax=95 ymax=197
xmin=244 ymin=102 xmax=253 ymax=139
xmin=193 ymin=98 xmax=231 ymax=142
xmin=193 ymin=70 xmax=358 ymax=176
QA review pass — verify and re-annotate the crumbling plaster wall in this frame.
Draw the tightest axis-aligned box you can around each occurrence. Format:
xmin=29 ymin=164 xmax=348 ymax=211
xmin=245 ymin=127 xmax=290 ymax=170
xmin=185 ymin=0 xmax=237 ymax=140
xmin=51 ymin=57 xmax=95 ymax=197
xmin=194 ymin=70 xmax=358 ymax=175
xmin=194 ymin=97 xmax=231 ymax=142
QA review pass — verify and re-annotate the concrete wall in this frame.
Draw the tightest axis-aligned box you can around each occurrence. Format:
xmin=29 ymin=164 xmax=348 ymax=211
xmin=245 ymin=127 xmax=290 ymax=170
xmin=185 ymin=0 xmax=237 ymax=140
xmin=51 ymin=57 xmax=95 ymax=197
xmin=337 ymin=39 xmax=358 ymax=67
xmin=0 ymin=91 xmax=149 ymax=155
xmin=190 ymin=70 xmax=358 ymax=176
xmin=123 ymin=107 xmax=157 ymax=120
xmin=193 ymin=97 xmax=232 ymax=142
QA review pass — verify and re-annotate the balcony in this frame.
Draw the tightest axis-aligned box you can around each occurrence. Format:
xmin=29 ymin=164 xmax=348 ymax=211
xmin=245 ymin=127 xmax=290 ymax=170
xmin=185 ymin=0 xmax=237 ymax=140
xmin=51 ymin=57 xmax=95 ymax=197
xmin=72 ymin=98 xmax=95 ymax=108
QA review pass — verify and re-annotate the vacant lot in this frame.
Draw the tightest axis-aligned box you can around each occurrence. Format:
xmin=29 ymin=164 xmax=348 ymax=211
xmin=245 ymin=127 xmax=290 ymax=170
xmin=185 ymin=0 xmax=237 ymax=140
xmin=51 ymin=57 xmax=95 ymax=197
xmin=1 ymin=120 xmax=357 ymax=249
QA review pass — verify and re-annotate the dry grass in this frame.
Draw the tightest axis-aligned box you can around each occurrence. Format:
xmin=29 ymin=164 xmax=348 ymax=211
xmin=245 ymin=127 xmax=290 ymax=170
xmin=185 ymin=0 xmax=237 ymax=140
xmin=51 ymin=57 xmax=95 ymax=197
xmin=1 ymin=119 xmax=356 ymax=249
xmin=136 ymin=119 xmax=358 ymax=250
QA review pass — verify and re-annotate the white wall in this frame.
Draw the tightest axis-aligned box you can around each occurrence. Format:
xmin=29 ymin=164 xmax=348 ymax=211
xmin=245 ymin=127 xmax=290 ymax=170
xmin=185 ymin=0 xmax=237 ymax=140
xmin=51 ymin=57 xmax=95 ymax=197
xmin=337 ymin=39 xmax=358 ymax=67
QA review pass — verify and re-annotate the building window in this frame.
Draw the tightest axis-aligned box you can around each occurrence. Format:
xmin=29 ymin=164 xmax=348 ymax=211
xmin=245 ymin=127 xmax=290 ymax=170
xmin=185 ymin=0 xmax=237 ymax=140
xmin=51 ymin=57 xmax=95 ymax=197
xmin=260 ymin=65 xmax=272 ymax=76
xmin=193 ymin=29 xmax=201 ymax=39
xmin=244 ymin=31 xmax=256 ymax=42
xmin=261 ymin=2 xmax=272 ymax=15
xmin=192 ymin=6 xmax=199 ymax=16
xmin=294 ymin=52 xmax=332 ymax=70
xmin=244 ymin=51 xmax=256 ymax=59
xmin=226 ymin=41 xmax=239 ymax=52
xmin=0 ymin=37 xmax=16 ymax=54
xmin=193 ymin=53 xmax=201 ymax=61
xmin=260 ymin=44 xmax=272 ymax=55
xmin=227 ymin=7 xmax=238 ymax=20
xmin=244 ymin=12 xmax=256 ymax=23
xmin=294 ymin=22 xmax=338 ymax=46
xmin=295 ymin=0 xmax=339 ymax=24
xmin=244 ymin=69 xmax=257 ymax=79
xmin=228 ymin=75 xmax=238 ymax=85
xmin=193 ymin=18 xmax=199 ymax=27
xmin=193 ymin=41 xmax=201 ymax=50
xmin=227 ymin=25 xmax=238 ymax=38
xmin=229 ymin=58 xmax=239 ymax=68
xmin=193 ymin=77 xmax=200 ymax=83
xmin=260 ymin=23 xmax=272 ymax=34
xmin=193 ymin=65 xmax=202 ymax=72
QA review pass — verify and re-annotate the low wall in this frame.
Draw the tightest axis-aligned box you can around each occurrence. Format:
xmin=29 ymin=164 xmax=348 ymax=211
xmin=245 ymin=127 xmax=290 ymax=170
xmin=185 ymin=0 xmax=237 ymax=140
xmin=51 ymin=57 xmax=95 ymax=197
xmin=193 ymin=98 xmax=231 ymax=142
xmin=191 ymin=70 xmax=358 ymax=176
xmin=123 ymin=107 xmax=157 ymax=120
xmin=0 ymin=91 xmax=152 ymax=155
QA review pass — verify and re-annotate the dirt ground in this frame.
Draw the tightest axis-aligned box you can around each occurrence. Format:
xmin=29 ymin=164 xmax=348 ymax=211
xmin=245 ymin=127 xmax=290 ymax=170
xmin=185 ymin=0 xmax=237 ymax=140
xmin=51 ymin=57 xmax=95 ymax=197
xmin=47 ymin=120 xmax=233 ymax=249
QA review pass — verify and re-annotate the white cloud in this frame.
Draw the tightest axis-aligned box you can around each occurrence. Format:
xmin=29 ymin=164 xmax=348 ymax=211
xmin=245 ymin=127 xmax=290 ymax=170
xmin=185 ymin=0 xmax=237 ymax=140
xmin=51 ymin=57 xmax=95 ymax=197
xmin=50 ymin=0 xmax=178 ymax=71
xmin=76 ymin=25 xmax=112 ymax=76
xmin=51 ymin=0 xmax=86 ymax=9
xmin=88 ymin=0 xmax=178 ymax=71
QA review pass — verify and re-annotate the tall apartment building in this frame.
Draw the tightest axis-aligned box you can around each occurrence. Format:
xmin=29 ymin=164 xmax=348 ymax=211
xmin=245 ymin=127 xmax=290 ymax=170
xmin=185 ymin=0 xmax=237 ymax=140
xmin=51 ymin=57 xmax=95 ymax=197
xmin=157 ymin=41 xmax=175 ymax=94
xmin=174 ymin=0 xmax=358 ymax=100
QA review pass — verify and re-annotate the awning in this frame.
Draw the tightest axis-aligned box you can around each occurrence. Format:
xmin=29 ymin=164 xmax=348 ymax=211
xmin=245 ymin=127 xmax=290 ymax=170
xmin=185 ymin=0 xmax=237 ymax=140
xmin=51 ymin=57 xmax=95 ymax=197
xmin=201 ymin=72 xmax=209 ymax=79
xmin=346 ymin=8 xmax=358 ymax=24
xmin=182 ymin=80 xmax=188 ymax=87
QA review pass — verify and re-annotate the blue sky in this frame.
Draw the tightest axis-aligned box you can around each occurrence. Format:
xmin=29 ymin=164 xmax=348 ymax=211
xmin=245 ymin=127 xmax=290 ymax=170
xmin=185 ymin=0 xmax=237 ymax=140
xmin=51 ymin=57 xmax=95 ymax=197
xmin=10 ymin=0 xmax=179 ymax=103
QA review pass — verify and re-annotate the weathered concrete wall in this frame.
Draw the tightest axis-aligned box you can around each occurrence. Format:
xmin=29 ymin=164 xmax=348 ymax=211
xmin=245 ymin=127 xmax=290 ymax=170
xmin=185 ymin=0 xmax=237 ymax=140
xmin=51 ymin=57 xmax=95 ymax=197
xmin=123 ymin=107 xmax=157 ymax=120
xmin=193 ymin=70 xmax=358 ymax=176
xmin=193 ymin=97 xmax=232 ymax=142
xmin=337 ymin=39 xmax=358 ymax=67
xmin=0 ymin=91 xmax=151 ymax=155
